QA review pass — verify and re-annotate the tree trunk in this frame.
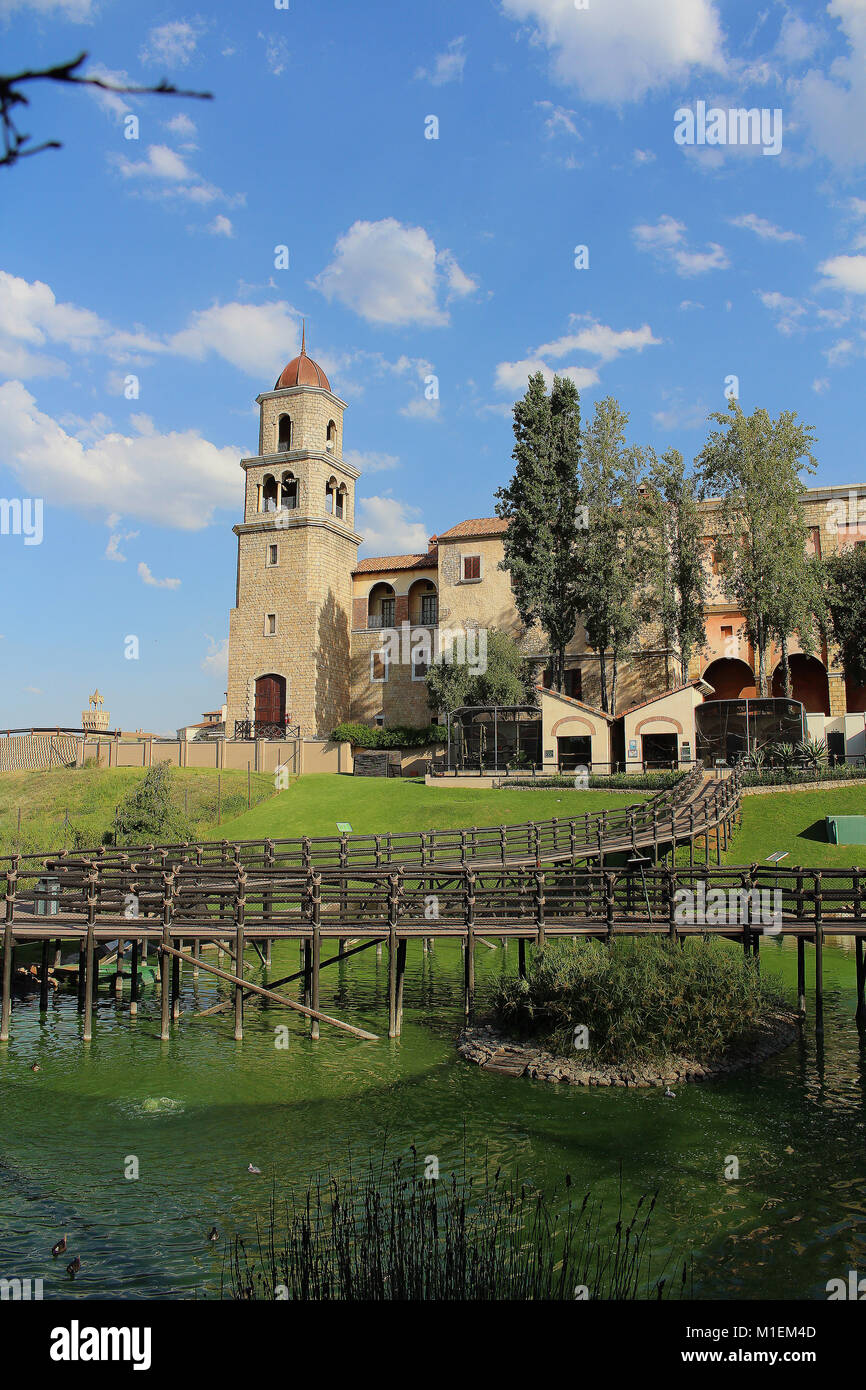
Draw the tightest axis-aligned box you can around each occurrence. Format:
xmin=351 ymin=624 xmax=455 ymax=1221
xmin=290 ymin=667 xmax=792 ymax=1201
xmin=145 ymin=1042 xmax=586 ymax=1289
xmin=780 ymin=635 xmax=792 ymax=698
xmin=599 ymin=649 xmax=609 ymax=714
xmin=610 ymin=654 xmax=618 ymax=718
xmin=757 ymin=638 xmax=767 ymax=698
xmin=557 ymin=644 xmax=566 ymax=694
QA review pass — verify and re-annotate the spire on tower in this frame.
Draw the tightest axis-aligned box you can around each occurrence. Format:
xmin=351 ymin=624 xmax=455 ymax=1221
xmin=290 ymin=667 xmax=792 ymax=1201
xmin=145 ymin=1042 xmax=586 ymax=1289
xmin=301 ymin=319 xmax=306 ymax=356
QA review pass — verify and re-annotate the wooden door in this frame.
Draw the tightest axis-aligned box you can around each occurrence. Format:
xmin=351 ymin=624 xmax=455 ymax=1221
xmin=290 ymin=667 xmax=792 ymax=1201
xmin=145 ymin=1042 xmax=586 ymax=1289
xmin=255 ymin=674 xmax=286 ymax=726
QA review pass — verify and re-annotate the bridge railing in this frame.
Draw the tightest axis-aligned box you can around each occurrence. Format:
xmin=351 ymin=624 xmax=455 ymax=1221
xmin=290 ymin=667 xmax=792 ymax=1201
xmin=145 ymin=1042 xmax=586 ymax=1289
xmin=1 ymin=767 xmax=718 ymax=878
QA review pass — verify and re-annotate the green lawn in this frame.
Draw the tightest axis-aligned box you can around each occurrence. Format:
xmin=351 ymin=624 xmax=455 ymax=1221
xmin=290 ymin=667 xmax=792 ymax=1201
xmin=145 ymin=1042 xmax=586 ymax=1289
xmin=721 ymin=785 xmax=866 ymax=869
xmin=215 ymin=774 xmax=650 ymax=841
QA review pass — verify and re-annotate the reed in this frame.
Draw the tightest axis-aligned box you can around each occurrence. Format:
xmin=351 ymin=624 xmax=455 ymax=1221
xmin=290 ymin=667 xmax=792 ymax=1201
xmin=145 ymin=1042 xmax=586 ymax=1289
xmin=225 ymin=1150 xmax=687 ymax=1301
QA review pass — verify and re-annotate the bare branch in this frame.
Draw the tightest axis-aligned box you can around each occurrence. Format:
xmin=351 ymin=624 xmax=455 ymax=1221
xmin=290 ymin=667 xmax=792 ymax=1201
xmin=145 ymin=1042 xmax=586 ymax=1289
xmin=0 ymin=51 xmax=213 ymax=169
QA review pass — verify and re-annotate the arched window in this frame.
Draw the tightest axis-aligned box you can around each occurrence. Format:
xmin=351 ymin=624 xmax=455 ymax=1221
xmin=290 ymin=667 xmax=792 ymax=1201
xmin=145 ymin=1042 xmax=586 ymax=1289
xmin=325 ymin=477 xmax=336 ymax=515
xmin=281 ymin=471 xmax=298 ymax=510
xmin=277 ymin=414 xmax=292 ymax=452
xmin=335 ymin=483 xmax=346 ymax=521
xmin=261 ymin=474 xmax=278 ymax=512
xmin=326 ymin=420 xmax=337 ymax=453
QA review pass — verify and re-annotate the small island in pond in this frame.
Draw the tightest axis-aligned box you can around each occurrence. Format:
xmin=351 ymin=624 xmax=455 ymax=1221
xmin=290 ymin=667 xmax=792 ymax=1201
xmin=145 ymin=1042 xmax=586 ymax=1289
xmin=460 ymin=938 xmax=798 ymax=1088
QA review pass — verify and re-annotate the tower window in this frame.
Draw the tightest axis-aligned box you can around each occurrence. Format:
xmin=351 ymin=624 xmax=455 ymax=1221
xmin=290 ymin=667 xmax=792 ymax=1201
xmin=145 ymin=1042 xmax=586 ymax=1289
xmin=462 ymin=555 xmax=481 ymax=581
xmin=277 ymin=415 xmax=292 ymax=452
xmin=266 ymin=543 xmax=278 ymax=567
xmin=261 ymin=474 xmax=278 ymax=512
xmin=336 ymin=485 xmax=345 ymax=521
xmin=265 ymin=613 xmax=277 ymax=636
xmin=371 ymin=650 xmax=389 ymax=683
xmin=326 ymin=420 xmax=337 ymax=452
xmin=281 ymin=472 xmax=298 ymax=510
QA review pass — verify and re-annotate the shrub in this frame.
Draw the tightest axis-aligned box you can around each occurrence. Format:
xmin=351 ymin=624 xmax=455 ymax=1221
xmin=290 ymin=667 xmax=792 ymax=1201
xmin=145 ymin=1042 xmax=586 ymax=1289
xmin=331 ymin=722 xmax=447 ymax=749
xmin=740 ymin=763 xmax=866 ymax=787
xmin=502 ymin=771 xmax=685 ymax=791
xmin=110 ymin=764 xmax=193 ymax=846
xmin=489 ymin=937 xmax=785 ymax=1063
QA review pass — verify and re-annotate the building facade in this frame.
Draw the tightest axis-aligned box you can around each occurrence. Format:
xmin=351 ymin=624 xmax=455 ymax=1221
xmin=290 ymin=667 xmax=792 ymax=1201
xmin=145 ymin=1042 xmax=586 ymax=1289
xmin=225 ymin=348 xmax=866 ymax=742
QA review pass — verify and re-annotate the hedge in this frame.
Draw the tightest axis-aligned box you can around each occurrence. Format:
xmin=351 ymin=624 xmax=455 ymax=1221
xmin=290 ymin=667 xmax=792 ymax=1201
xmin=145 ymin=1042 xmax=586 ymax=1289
xmin=331 ymin=722 xmax=448 ymax=750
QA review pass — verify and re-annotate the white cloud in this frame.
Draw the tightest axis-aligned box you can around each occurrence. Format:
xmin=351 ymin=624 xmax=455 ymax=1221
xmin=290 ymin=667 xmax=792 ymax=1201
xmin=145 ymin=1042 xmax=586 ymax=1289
xmin=400 ymin=396 xmax=442 ymax=421
xmin=202 ymin=636 xmax=229 ymax=676
xmin=795 ymin=0 xmax=866 ymax=167
xmin=112 ymin=144 xmax=196 ymax=182
xmin=633 ymin=148 xmax=656 ymax=164
xmin=141 ymin=21 xmax=201 ymax=69
xmin=356 ymin=497 xmax=430 ymax=557
xmin=818 ymin=253 xmax=866 ymax=294
xmin=415 ymin=36 xmax=466 ymax=85
xmin=0 ymin=382 xmax=239 ymax=530
xmin=501 ymin=0 xmax=725 ymax=104
xmin=632 ymin=215 xmax=729 ymax=276
xmin=105 ymin=513 xmax=139 ymax=562
xmin=729 ymin=213 xmax=802 ymax=242
xmin=537 ymin=317 xmax=661 ymax=363
xmin=0 ymin=0 xmax=93 ymax=15
xmin=494 ymin=358 xmax=599 ymax=393
xmin=164 ymin=112 xmax=198 ymax=140
xmin=775 ymin=11 xmax=823 ymax=64
xmin=825 ymin=337 xmax=856 ymax=366
xmin=536 ymin=101 xmax=580 ymax=138
xmin=138 ymin=562 xmax=180 ymax=589
xmin=652 ymin=392 xmax=709 ymax=430
xmin=756 ymin=289 xmax=807 ymax=335
xmin=167 ymin=301 xmax=302 ymax=377
xmin=260 ymin=32 xmax=290 ymax=76
xmin=343 ymin=449 xmax=400 ymax=474
xmin=206 ymin=215 xmax=234 ymax=237
xmin=812 ymin=377 xmax=830 ymax=393
xmin=313 ymin=219 xmax=477 ymax=327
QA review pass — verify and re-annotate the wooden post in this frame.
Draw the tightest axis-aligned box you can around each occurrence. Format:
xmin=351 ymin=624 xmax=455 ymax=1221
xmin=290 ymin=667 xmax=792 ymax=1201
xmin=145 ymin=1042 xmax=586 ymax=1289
xmin=77 ymin=938 xmax=87 ymax=1012
xmin=814 ymin=871 xmax=824 ymax=1036
xmin=39 ymin=939 xmax=50 ymax=1011
xmin=535 ymin=867 xmax=545 ymax=952
xmin=83 ymin=867 xmax=98 ymax=1040
xmin=310 ymin=872 xmax=321 ymax=1041
xmin=464 ymin=869 xmax=476 ymax=1020
xmin=303 ymin=940 xmax=312 ymax=1009
xmin=396 ymin=938 xmax=407 ymax=1034
xmin=0 ymin=924 xmax=13 ymax=1043
xmin=797 ymin=936 xmax=806 ymax=1017
xmin=387 ymin=872 xmax=399 ymax=1038
xmin=234 ymin=867 xmax=246 ymax=1042
xmin=130 ymin=938 xmax=139 ymax=1017
xmin=172 ymin=937 xmax=181 ymax=1020
xmin=518 ymin=936 xmax=527 ymax=980
xmin=160 ymin=870 xmax=174 ymax=1042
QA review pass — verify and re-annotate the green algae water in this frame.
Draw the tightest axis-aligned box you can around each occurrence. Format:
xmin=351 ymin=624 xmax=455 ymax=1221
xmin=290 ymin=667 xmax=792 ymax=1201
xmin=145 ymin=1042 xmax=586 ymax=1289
xmin=1 ymin=935 xmax=865 ymax=1301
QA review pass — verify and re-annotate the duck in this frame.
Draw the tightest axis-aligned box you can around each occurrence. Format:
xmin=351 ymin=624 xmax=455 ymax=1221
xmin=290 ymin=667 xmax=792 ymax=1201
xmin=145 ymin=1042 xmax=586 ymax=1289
xmin=51 ymin=1236 xmax=67 ymax=1258
xmin=31 ymin=1064 xmax=40 ymax=1073
xmin=66 ymin=1256 xmax=81 ymax=1279
xmin=207 ymin=1226 xmax=219 ymax=1242
xmin=247 ymin=1164 xmax=262 ymax=1175
xmin=664 ymin=1087 xmax=676 ymax=1099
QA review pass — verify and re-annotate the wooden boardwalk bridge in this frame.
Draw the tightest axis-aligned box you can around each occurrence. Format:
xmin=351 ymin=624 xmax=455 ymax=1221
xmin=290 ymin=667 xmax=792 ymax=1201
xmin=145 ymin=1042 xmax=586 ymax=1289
xmin=2 ymin=769 xmax=863 ymax=1045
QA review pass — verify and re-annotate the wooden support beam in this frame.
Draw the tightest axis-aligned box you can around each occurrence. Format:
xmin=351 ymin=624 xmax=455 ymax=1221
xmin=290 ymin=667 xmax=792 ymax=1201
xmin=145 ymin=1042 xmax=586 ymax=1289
xmin=0 ymin=924 xmax=13 ymax=1042
xmin=310 ymin=873 xmax=321 ymax=1042
xmin=518 ymin=936 xmax=527 ymax=980
xmin=160 ymin=927 xmax=171 ymax=1041
xmin=83 ymin=926 xmax=95 ymax=1042
xmin=396 ymin=938 xmax=407 ymax=1035
xmin=130 ymin=938 xmax=139 ymax=1017
xmin=857 ymin=937 xmax=865 ymax=1030
xmin=39 ymin=940 xmax=50 ymax=1012
xmin=797 ymin=936 xmax=806 ymax=1016
xmin=159 ymin=943 xmax=378 ymax=1040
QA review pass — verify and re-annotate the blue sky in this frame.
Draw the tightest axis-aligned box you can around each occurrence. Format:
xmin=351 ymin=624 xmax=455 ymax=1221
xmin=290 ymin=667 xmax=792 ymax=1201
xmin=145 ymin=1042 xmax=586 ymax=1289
xmin=1 ymin=0 xmax=865 ymax=732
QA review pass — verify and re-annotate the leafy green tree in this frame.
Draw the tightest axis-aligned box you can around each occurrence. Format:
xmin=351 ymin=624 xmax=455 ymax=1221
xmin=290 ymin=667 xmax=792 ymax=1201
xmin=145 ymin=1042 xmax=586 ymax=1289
xmin=424 ymin=627 xmax=535 ymax=716
xmin=642 ymin=448 xmax=707 ymax=687
xmin=495 ymin=373 xmax=583 ymax=692
xmin=824 ymin=544 xmax=866 ymax=687
xmin=696 ymin=400 xmax=817 ymax=697
xmin=574 ymin=397 xmax=648 ymax=714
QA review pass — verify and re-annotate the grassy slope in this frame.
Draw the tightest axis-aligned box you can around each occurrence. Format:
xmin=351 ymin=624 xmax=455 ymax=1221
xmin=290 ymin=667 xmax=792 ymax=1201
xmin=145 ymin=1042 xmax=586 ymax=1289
xmin=721 ymin=784 xmax=866 ymax=869
xmin=0 ymin=765 xmax=273 ymax=855
xmin=215 ymin=774 xmax=650 ymax=840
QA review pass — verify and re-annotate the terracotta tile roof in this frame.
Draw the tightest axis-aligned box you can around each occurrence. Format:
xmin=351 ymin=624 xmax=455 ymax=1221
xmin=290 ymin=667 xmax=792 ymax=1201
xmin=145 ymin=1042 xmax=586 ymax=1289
xmin=353 ymin=548 xmax=438 ymax=575
xmin=436 ymin=517 xmax=509 ymax=540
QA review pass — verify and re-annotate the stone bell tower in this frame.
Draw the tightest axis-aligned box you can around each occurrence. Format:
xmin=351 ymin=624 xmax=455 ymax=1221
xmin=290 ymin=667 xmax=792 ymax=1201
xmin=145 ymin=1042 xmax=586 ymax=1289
xmin=226 ymin=329 xmax=361 ymax=738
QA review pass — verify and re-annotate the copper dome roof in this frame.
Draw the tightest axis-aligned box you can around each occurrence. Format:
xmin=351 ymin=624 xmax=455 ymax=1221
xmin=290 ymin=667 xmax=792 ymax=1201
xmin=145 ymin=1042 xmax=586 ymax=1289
xmin=274 ymin=323 xmax=331 ymax=392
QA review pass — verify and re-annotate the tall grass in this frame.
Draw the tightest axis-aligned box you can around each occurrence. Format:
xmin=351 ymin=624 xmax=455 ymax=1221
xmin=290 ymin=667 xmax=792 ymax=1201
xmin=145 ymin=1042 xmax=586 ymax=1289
xmin=225 ymin=1151 xmax=686 ymax=1301
xmin=490 ymin=938 xmax=786 ymax=1063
